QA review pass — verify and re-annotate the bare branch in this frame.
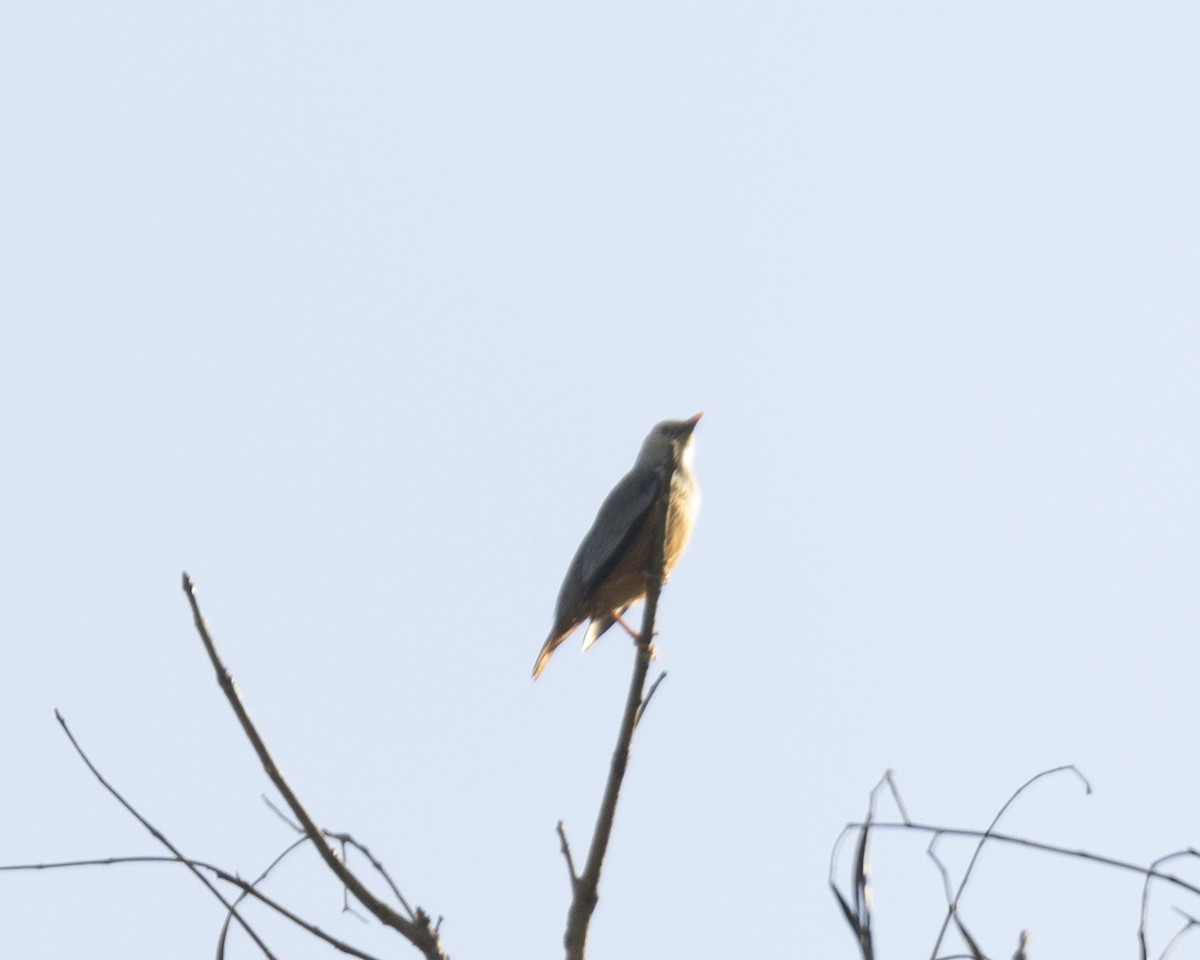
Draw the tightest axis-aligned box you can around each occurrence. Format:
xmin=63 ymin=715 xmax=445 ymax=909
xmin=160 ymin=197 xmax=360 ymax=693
xmin=556 ymin=821 xmax=579 ymax=887
xmin=634 ymin=671 xmax=668 ymax=728
xmin=928 ymin=765 xmax=1090 ymax=959
xmin=882 ymin=769 xmax=911 ymax=826
xmin=1161 ymin=908 xmax=1200 ymax=960
xmin=830 ymin=769 xmax=919 ymax=960
xmin=1140 ymin=849 xmax=1200 ymax=960
xmin=257 ymin=796 xmax=402 ymax=923
xmin=926 ymin=838 xmax=986 ymax=959
xmin=181 ymin=573 xmax=449 ymax=960
xmin=52 ymin=711 xmax=278 ymax=959
xmin=835 ymin=771 xmax=1200 ymax=959
xmin=325 ymin=830 xmax=418 ymax=923
xmin=216 ymin=836 xmax=309 ymax=957
xmin=1 ymin=854 xmax=380 ymax=959
xmin=836 ymin=820 xmax=1200 ymax=901
xmin=262 ymin=793 xmax=304 ymax=832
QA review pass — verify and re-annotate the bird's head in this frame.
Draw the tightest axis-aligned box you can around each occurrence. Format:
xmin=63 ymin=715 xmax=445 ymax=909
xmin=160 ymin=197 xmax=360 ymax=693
xmin=635 ymin=412 xmax=703 ymax=472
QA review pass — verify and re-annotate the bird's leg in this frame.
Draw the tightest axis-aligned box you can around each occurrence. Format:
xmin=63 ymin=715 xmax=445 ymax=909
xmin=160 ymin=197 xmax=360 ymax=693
xmin=614 ymin=614 xmax=659 ymax=659
xmin=614 ymin=613 xmax=651 ymax=639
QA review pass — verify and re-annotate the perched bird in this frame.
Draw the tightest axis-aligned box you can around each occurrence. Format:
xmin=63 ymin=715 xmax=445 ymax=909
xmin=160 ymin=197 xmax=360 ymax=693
xmin=532 ymin=413 xmax=702 ymax=679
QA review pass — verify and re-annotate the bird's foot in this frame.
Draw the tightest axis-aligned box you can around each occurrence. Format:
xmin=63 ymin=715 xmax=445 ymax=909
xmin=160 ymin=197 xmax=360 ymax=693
xmin=615 ymin=614 xmax=658 ymax=642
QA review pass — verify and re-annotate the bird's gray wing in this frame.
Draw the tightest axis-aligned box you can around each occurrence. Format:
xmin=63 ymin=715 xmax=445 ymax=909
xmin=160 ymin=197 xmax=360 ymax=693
xmin=544 ymin=468 xmax=661 ymax=664
xmin=572 ymin=468 xmax=661 ymax=602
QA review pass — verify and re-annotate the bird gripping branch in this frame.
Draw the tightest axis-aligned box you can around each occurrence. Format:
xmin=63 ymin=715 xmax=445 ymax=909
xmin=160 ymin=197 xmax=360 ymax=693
xmin=533 ymin=413 xmax=702 ymax=679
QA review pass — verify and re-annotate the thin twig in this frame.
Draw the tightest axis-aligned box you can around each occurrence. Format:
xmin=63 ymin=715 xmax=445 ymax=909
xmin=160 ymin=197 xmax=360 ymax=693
xmin=557 ymin=821 xmax=579 ymax=887
xmin=53 ymin=711 xmax=278 ymax=959
xmin=833 ymin=820 xmax=1200 ymax=902
xmin=928 ymin=843 xmax=956 ymax=919
xmin=265 ymin=792 xmax=418 ymax=927
xmin=928 ymin=765 xmax=1090 ymax=960
xmin=882 ymin=769 xmax=911 ymax=826
xmin=334 ymin=835 xmax=371 ymax=922
xmin=181 ymin=574 xmax=449 ymax=960
xmin=1139 ymin=849 xmax=1200 ymax=960
xmin=835 ymin=772 xmax=1200 ymax=959
xmin=850 ymin=806 xmax=872 ymax=957
xmin=634 ymin=671 xmax=668 ymax=728
xmin=1161 ymin=908 xmax=1200 ymax=960
xmin=831 ymin=770 xmax=908 ymax=959
xmin=263 ymin=793 xmax=304 ymax=832
xmin=325 ymin=830 xmax=418 ymax=922
xmin=217 ymin=836 xmax=326 ymax=957
xmin=926 ymin=840 xmax=985 ymax=959
xmin=257 ymin=795 xmax=373 ymax=921
xmin=1 ymin=854 xmax=381 ymax=959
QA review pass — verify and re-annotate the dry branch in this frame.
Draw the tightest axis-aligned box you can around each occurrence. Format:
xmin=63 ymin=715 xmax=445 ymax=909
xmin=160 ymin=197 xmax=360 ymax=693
xmin=52 ymin=710 xmax=279 ymax=959
xmin=833 ymin=768 xmax=1200 ymax=960
xmin=927 ymin=765 xmax=1089 ymax=959
xmin=182 ymin=574 xmax=450 ymax=960
xmin=2 ymin=853 xmax=383 ymax=960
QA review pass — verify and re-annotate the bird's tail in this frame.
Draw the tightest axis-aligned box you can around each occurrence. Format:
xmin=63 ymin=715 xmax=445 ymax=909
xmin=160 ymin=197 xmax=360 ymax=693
xmin=532 ymin=631 xmax=567 ymax=679
xmin=580 ymin=605 xmax=628 ymax=652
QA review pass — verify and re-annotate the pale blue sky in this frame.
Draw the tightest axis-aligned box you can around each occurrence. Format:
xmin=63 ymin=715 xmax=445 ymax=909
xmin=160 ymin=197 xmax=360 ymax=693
xmin=3 ymin=3 xmax=1198 ymax=958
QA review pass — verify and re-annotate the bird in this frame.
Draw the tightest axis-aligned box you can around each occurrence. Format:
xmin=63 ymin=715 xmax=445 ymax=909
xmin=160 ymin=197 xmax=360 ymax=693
xmin=532 ymin=413 xmax=702 ymax=679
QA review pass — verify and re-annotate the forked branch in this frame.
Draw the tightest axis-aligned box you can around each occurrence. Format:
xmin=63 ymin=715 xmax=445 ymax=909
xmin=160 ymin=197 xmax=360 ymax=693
xmin=182 ymin=574 xmax=450 ymax=960
xmin=832 ymin=768 xmax=1200 ymax=960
